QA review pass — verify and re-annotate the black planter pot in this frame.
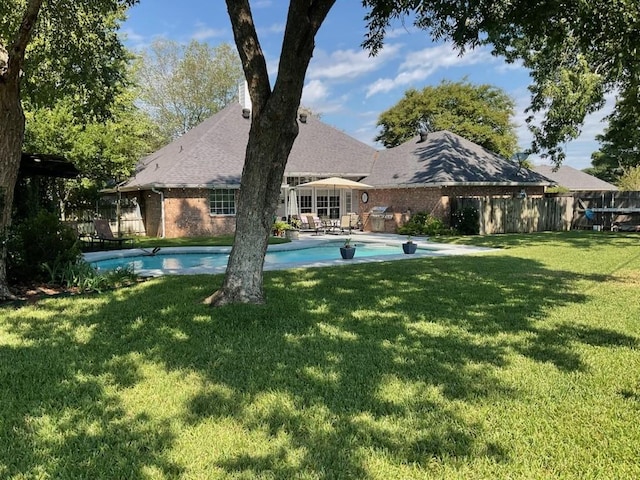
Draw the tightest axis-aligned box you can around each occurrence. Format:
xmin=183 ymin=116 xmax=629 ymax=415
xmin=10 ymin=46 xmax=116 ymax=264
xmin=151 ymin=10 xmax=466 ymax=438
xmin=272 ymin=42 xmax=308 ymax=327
xmin=402 ymin=242 xmax=417 ymax=254
xmin=340 ymin=246 xmax=356 ymax=259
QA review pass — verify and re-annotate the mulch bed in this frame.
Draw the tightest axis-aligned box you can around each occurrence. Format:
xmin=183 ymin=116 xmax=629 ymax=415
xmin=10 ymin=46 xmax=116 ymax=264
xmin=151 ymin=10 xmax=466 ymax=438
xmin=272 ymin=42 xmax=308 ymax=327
xmin=2 ymin=283 xmax=82 ymax=307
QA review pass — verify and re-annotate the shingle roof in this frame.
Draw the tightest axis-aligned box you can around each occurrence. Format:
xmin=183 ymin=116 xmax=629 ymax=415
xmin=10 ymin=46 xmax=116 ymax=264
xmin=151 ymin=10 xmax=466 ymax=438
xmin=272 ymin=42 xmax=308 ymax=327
xmin=118 ymin=108 xmax=557 ymax=193
xmin=119 ymin=103 xmax=376 ymax=191
xmin=532 ymin=165 xmax=618 ymax=191
xmin=363 ymin=131 xmax=553 ymax=187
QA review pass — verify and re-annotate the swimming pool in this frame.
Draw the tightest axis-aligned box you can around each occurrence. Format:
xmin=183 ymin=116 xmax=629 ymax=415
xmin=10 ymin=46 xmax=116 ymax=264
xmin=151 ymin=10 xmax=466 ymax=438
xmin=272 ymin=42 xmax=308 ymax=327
xmin=86 ymin=237 xmax=494 ymax=276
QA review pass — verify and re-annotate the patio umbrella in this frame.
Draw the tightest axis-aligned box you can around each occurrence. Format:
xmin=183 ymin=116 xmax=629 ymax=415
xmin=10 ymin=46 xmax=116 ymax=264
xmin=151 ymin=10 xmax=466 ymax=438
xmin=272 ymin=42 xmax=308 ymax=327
xmin=287 ymin=188 xmax=299 ymax=217
xmin=297 ymin=177 xmax=373 ymax=223
xmin=297 ymin=177 xmax=373 ymax=190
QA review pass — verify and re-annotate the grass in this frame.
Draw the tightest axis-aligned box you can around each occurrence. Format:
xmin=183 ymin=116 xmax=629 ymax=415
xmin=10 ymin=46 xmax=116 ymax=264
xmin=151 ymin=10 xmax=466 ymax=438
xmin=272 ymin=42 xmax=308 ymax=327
xmin=1 ymin=231 xmax=639 ymax=479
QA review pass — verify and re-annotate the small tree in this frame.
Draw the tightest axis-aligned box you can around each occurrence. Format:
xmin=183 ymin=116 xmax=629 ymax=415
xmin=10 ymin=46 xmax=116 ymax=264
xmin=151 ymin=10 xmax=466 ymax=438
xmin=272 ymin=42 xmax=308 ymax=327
xmin=618 ymin=166 xmax=640 ymax=191
xmin=136 ymin=39 xmax=244 ymax=142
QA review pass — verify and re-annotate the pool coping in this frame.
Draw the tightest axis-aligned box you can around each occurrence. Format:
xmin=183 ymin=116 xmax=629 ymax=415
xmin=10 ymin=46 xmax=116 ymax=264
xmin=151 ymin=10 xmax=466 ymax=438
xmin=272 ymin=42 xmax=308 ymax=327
xmin=84 ymin=233 xmax=496 ymax=276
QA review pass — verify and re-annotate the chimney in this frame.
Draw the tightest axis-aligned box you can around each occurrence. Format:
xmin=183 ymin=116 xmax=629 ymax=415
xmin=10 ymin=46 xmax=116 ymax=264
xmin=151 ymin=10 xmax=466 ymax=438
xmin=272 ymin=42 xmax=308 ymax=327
xmin=299 ymin=112 xmax=307 ymax=123
xmin=238 ymin=80 xmax=251 ymax=113
xmin=418 ymin=129 xmax=429 ymax=142
xmin=242 ymin=108 xmax=250 ymax=119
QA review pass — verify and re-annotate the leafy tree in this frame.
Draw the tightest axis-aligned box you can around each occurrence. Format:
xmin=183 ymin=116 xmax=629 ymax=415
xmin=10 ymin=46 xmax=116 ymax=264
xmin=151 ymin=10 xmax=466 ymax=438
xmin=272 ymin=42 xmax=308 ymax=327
xmin=617 ymin=165 xmax=640 ymax=191
xmin=136 ymin=39 xmax=244 ymax=141
xmin=0 ymin=0 xmax=136 ymax=299
xmin=210 ymin=0 xmax=638 ymax=306
xmin=23 ymin=87 xmax=162 ymax=217
xmin=375 ymin=80 xmax=518 ymax=158
xmin=590 ymin=83 xmax=640 ymax=184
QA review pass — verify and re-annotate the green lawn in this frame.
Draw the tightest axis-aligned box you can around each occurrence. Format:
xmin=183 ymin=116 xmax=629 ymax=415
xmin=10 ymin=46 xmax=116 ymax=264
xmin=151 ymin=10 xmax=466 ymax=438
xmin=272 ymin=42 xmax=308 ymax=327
xmin=1 ymin=231 xmax=639 ymax=479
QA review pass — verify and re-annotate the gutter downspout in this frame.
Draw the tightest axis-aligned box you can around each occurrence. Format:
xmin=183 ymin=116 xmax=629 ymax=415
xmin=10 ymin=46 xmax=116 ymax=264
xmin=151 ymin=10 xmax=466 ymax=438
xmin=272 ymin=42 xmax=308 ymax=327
xmin=151 ymin=186 xmax=165 ymax=238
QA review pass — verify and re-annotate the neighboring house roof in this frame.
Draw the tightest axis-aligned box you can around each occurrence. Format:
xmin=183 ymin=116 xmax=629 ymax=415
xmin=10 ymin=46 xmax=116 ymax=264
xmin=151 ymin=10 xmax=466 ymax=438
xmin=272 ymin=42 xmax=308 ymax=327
xmin=118 ymin=103 xmax=376 ymax=192
xmin=532 ymin=165 xmax=618 ymax=191
xmin=364 ymin=131 xmax=553 ymax=188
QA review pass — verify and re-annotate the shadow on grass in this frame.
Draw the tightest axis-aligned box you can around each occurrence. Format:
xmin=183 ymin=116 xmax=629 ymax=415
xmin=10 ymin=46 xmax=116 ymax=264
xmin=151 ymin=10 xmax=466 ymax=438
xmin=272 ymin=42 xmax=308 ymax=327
xmin=440 ymin=230 xmax=640 ymax=250
xmin=1 ymin=249 xmax=637 ymax=478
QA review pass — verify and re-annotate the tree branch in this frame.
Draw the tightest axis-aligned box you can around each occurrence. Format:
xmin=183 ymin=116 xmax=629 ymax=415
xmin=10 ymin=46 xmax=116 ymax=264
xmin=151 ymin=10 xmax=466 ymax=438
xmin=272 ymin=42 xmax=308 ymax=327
xmin=5 ymin=0 xmax=44 ymax=83
xmin=224 ymin=0 xmax=270 ymax=113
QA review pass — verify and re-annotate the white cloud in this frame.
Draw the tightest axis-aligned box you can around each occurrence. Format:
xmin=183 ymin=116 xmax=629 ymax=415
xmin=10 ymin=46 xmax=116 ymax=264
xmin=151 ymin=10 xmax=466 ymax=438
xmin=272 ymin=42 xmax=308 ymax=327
xmin=191 ymin=22 xmax=226 ymax=41
xmin=302 ymin=79 xmax=330 ymax=105
xmin=120 ymin=27 xmax=145 ymax=43
xmin=307 ymin=44 xmax=402 ymax=81
xmin=365 ymin=43 xmax=497 ymax=98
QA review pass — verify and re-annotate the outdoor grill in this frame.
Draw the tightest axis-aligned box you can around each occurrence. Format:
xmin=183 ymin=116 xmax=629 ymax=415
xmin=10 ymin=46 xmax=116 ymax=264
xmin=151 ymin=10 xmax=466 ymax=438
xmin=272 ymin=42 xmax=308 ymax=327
xmin=369 ymin=205 xmax=392 ymax=232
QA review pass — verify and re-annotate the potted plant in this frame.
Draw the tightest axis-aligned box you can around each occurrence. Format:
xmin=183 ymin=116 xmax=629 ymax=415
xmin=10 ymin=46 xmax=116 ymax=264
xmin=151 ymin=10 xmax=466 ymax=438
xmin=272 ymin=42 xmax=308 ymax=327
xmin=286 ymin=219 xmax=301 ymax=240
xmin=402 ymin=235 xmax=418 ymax=254
xmin=272 ymin=220 xmax=290 ymax=237
xmin=340 ymin=237 xmax=356 ymax=259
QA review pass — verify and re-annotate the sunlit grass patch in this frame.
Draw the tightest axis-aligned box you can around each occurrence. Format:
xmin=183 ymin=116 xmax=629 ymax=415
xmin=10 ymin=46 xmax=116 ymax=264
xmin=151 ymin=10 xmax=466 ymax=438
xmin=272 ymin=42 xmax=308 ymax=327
xmin=1 ymin=232 xmax=639 ymax=478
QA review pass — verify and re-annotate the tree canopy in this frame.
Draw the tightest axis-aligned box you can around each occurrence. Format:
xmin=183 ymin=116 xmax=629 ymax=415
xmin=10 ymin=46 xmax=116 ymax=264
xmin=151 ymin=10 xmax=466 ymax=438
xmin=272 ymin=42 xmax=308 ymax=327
xmin=589 ymin=84 xmax=640 ymax=184
xmin=375 ymin=80 xmax=518 ymax=158
xmin=0 ymin=0 xmax=137 ymax=299
xmin=135 ymin=39 xmax=244 ymax=142
xmin=1 ymin=0 xmax=136 ymax=119
xmin=23 ymin=86 xmax=162 ymax=203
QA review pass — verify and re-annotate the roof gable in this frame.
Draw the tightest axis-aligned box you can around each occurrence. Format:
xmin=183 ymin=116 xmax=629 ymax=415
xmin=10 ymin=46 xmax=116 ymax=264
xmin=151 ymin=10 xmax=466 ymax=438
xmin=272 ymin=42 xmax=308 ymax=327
xmin=364 ymin=131 xmax=553 ymax=187
xmin=120 ymin=103 xmax=376 ymax=191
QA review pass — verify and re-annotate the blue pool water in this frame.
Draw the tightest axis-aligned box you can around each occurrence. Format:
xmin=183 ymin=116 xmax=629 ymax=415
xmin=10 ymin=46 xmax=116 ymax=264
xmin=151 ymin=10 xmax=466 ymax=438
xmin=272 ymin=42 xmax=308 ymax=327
xmin=92 ymin=242 xmax=419 ymax=274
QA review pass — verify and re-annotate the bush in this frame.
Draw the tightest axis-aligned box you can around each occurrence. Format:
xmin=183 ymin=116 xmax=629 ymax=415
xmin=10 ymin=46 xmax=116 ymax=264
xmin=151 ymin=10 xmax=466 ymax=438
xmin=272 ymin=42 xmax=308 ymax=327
xmin=397 ymin=212 xmax=451 ymax=236
xmin=451 ymin=207 xmax=480 ymax=235
xmin=6 ymin=211 xmax=81 ymax=283
xmin=45 ymin=260 xmax=138 ymax=293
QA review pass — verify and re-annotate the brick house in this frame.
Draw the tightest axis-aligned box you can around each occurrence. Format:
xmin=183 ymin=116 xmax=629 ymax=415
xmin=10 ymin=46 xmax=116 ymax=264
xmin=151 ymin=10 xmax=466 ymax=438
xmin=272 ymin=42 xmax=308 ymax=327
xmin=359 ymin=131 xmax=552 ymax=231
xmin=113 ymin=92 xmax=552 ymax=237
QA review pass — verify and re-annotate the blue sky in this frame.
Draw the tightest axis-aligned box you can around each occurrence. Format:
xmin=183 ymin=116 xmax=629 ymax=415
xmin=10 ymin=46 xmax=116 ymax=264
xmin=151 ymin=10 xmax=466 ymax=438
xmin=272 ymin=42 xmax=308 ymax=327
xmin=121 ymin=0 xmax=612 ymax=170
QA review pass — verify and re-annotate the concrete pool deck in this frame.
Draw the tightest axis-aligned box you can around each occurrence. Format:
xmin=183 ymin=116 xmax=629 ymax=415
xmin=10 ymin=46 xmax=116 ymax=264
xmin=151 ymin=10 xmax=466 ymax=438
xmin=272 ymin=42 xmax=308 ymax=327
xmin=84 ymin=232 xmax=497 ymax=276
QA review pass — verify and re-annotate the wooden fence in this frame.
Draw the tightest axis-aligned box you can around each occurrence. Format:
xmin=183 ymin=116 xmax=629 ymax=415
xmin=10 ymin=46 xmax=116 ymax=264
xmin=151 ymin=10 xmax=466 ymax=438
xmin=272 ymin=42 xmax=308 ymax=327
xmin=452 ymin=196 xmax=574 ymax=234
xmin=572 ymin=191 xmax=640 ymax=229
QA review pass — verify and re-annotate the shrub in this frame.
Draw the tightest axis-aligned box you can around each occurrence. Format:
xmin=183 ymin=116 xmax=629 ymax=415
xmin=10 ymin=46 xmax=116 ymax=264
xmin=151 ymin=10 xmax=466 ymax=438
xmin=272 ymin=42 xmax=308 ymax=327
xmin=6 ymin=211 xmax=81 ymax=283
xmin=451 ymin=207 xmax=480 ymax=235
xmin=48 ymin=260 xmax=138 ymax=293
xmin=397 ymin=212 xmax=450 ymax=236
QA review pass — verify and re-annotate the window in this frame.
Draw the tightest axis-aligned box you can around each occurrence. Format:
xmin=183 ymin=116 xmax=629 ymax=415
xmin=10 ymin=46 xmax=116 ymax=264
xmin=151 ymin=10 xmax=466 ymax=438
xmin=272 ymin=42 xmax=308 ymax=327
xmin=316 ymin=189 xmax=329 ymax=217
xmin=209 ymin=188 xmax=236 ymax=215
xmin=299 ymin=190 xmax=312 ymax=213
xmin=315 ymin=189 xmax=341 ymax=219
xmin=345 ymin=190 xmax=353 ymax=213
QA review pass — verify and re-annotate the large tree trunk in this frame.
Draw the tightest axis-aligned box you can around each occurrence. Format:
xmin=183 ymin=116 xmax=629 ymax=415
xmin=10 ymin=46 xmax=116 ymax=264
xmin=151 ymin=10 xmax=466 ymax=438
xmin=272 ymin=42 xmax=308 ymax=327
xmin=0 ymin=0 xmax=44 ymax=300
xmin=207 ymin=0 xmax=335 ymax=306
xmin=205 ymin=101 xmax=299 ymax=306
xmin=0 ymin=82 xmax=25 ymax=300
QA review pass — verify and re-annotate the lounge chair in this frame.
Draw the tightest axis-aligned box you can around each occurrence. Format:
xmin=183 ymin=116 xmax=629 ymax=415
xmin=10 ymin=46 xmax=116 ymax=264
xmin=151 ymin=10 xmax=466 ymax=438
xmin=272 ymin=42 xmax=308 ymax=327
xmin=339 ymin=213 xmax=360 ymax=234
xmin=349 ymin=213 xmax=360 ymax=231
xmin=305 ymin=215 xmax=324 ymax=235
xmin=63 ymin=220 xmax=96 ymax=249
xmin=93 ymin=219 xmax=133 ymax=249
